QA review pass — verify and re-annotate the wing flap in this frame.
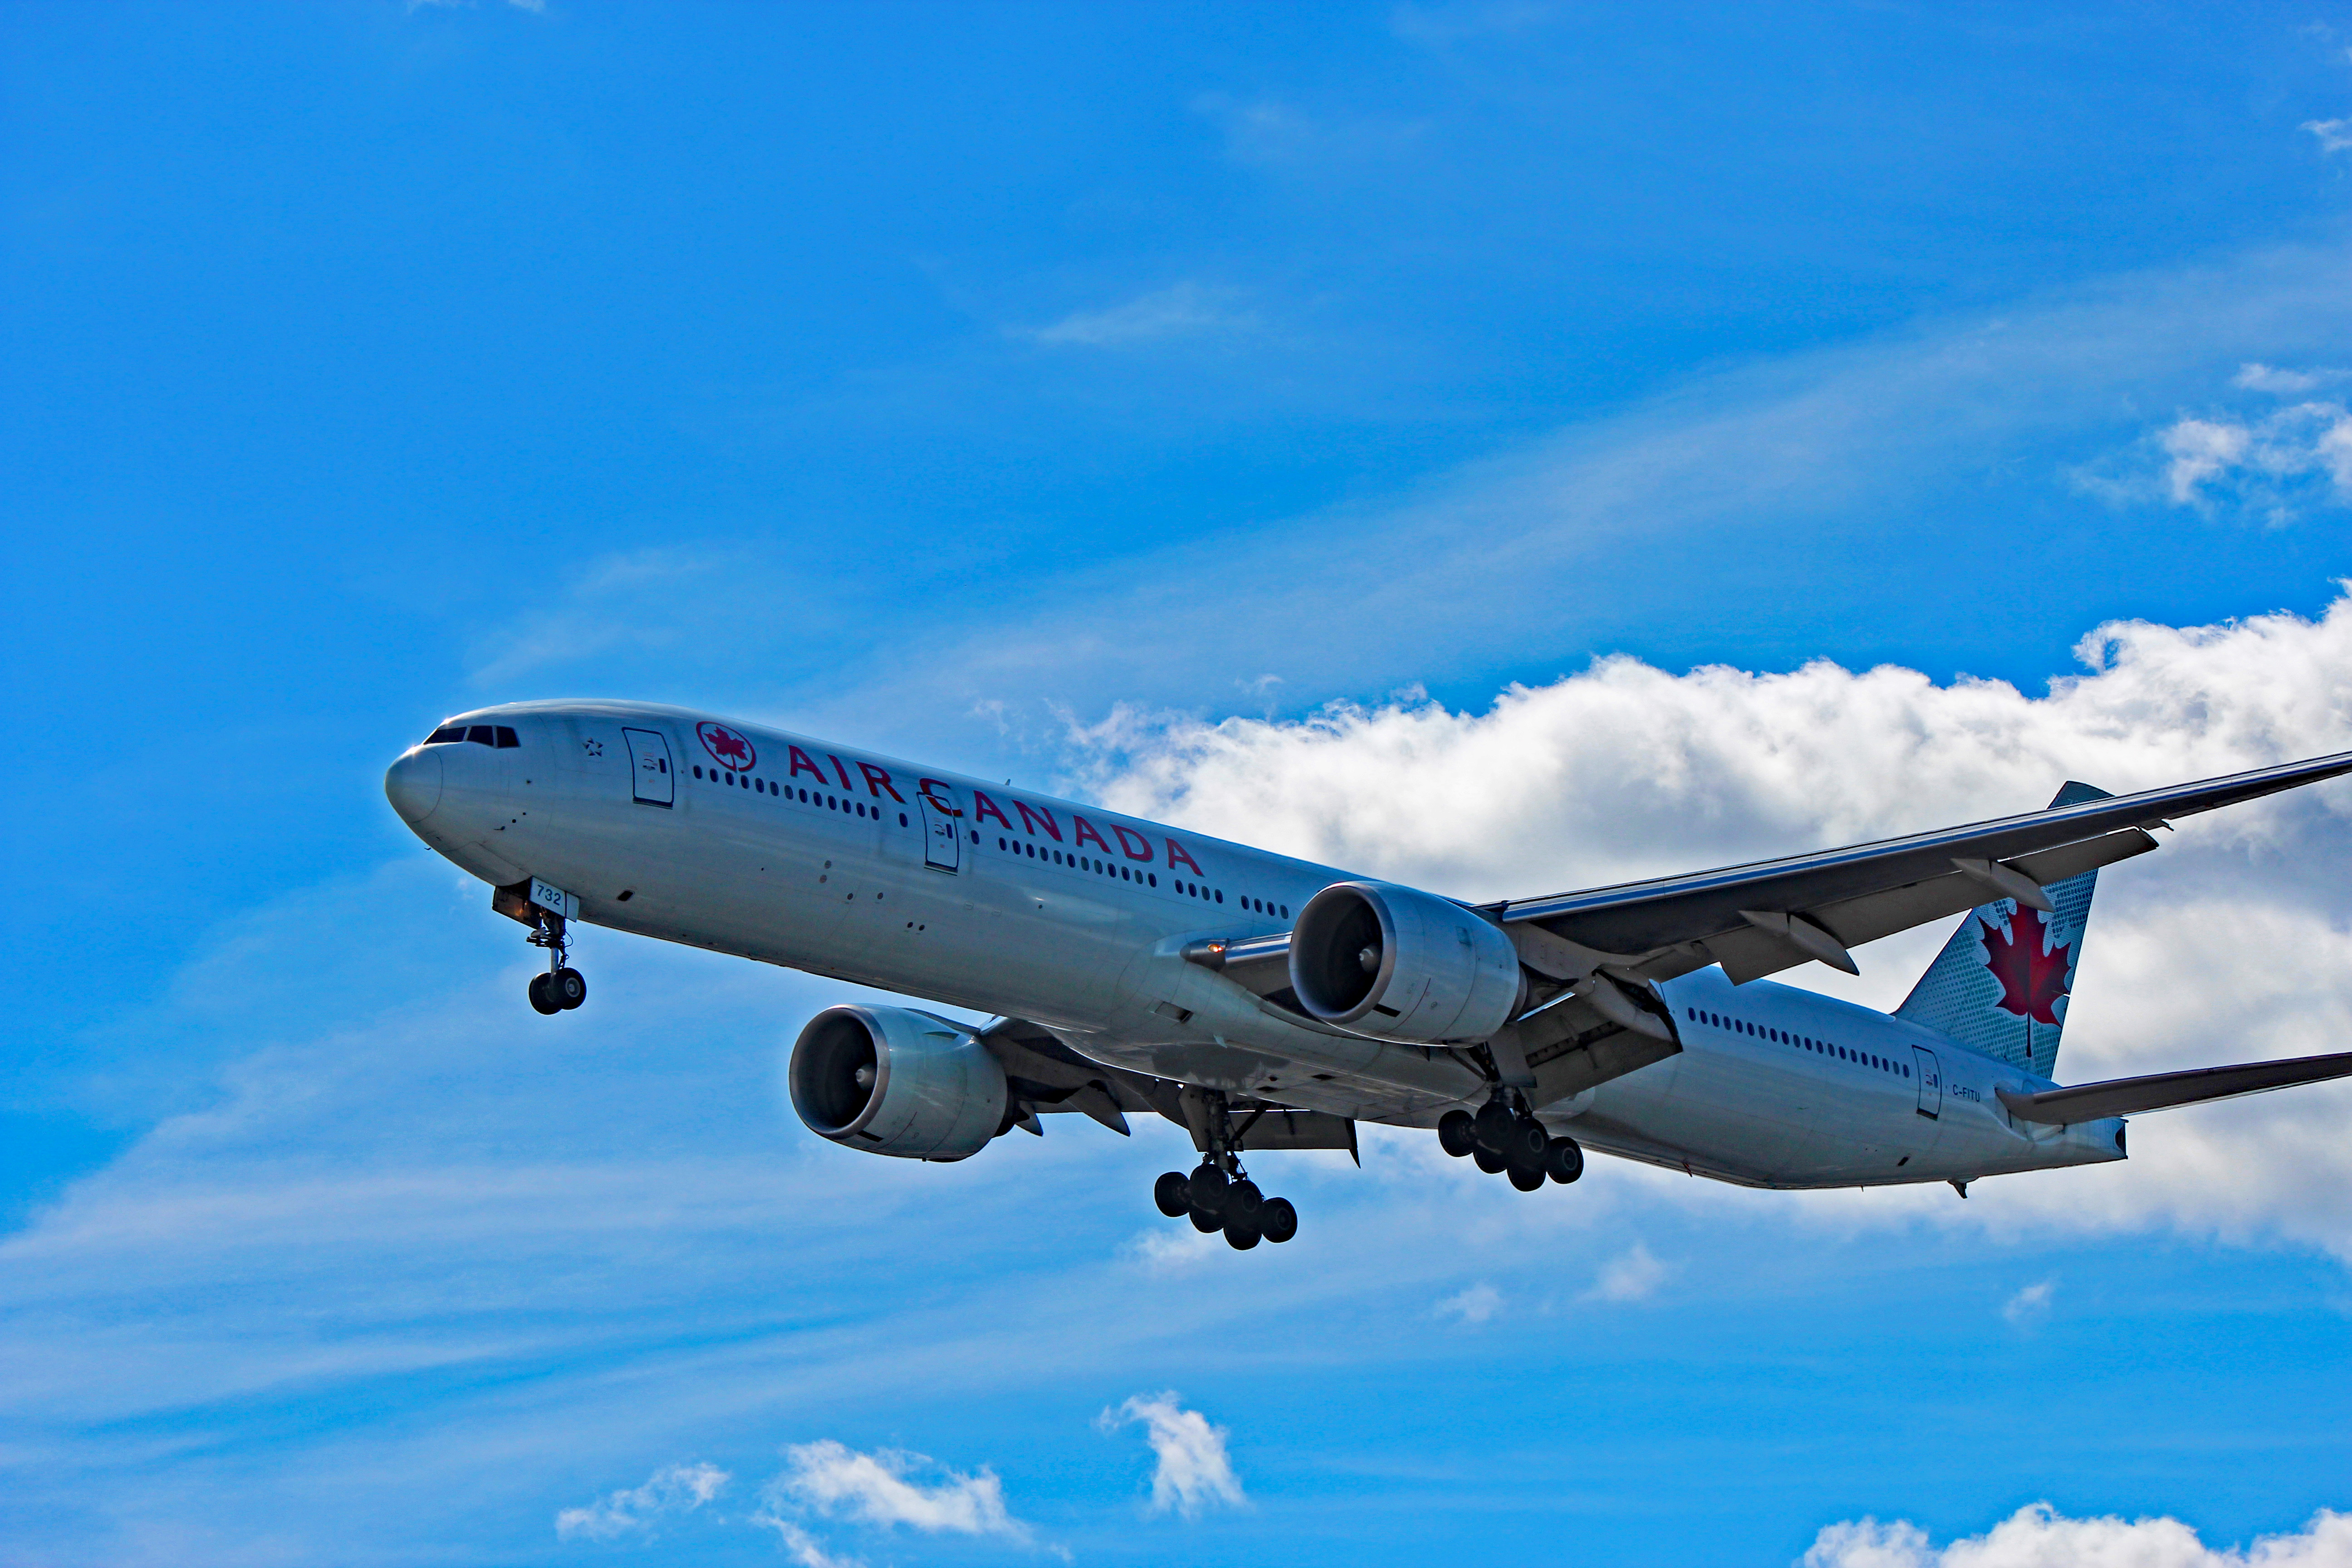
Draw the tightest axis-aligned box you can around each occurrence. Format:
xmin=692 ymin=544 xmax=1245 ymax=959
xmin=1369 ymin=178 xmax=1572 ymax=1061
xmin=1996 ymin=1049 xmax=2352 ymax=1124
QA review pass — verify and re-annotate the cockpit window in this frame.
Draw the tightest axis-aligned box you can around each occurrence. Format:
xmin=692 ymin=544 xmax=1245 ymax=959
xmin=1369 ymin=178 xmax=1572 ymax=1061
xmin=424 ymin=724 xmax=520 ymax=747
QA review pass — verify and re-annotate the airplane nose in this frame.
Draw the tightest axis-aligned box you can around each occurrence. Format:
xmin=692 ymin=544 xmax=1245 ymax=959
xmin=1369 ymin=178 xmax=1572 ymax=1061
xmin=384 ymin=748 xmax=443 ymax=827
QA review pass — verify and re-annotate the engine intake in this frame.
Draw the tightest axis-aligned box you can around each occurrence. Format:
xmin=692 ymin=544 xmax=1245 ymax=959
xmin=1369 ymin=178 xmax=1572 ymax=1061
xmin=1289 ymin=881 xmax=1523 ymax=1044
xmin=788 ymin=1004 xmax=1009 ymax=1161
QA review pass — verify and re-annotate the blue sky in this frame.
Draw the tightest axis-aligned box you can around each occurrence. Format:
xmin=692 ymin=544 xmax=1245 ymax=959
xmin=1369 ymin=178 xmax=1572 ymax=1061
xmin=9 ymin=4 xmax=2352 ymax=1563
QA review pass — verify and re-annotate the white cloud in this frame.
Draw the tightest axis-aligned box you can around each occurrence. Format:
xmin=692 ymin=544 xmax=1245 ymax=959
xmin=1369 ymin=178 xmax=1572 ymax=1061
xmin=1100 ymin=1393 xmax=1246 ymax=1519
xmin=1582 ymin=1243 xmax=1669 ymax=1303
xmin=554 ymin=1460 xmax=727 ymax=1541
xmin=1122 ymin=1225 xmax=1223 ymax=1273
xmin=760 ymin=1440 xmax=1027 ymax=1541
xmin=1028 ymin=282 xmax=1251 ymax=348
xmin=2000 ymin=1279 xmax=2054 ymax=1329
xmin=1803 ymin=1502 xmax=2352 ymax=1568
xmin=752 ymin=1516 xmax=864 ymax=1568
xmin=2233 ymin=363 xmax=2346 ymax=395
xmin=1436 ymin=1281 xmax=1503 ymax=1322
xmin=1084 ymin=591 xmax=2352 ymax=1257
xmin=2151 ymin=402 xmax=2352 ymax=519
xmin=2303 ymin=118 xmax=2352 ymax=154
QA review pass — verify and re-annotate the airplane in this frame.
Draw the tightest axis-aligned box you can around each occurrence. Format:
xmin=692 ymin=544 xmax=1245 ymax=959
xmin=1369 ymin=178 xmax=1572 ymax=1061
xmin=384 ymin=701 xmax=2352 ymax=1250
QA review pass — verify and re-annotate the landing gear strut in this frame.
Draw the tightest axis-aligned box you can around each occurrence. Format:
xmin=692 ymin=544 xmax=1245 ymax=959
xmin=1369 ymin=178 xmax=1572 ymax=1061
xmin=525 ymin=909 xmax=585 ymax=1015
xmin=1438 ymin=1088 xmax=1580 ymax=1191
xmin=1151 ymin=1091 xmax=1298 ymax=1250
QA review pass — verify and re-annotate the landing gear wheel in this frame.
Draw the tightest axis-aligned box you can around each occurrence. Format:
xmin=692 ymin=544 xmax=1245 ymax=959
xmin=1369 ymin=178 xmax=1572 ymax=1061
xmin=1223 ymin=1219 xmax=1261 ymax=1250
xmin=1189 ymin=1206 xmax=1221 ymax=1234
xmin=1259 ymin=1196 xmax=1298 ymax=1244
xmin=1508 ymin=1116 xmax=1549 ymax=1166
xmin=1224 ymin=1179 xmax=1264 ymax=1227
xmin=1544 ymin=1136 xmax=1585 ymax=1185
xmin=1508 ymin=1164 xmax=1546 ymax=1192
xmin=1154 ymin=1171 xmax=1192 ymax=1218
xmin=1187 ymin=1163 xmax=1229 ymax=1217
xmin=1437 ymin=1109 xmax=1477 ymax=1157
xmin=1472 ymin=1145 xmax=1507 ymax=1175
xmin=528 ymin=973 xmax=560 ymax=1015
xmin=1473 ymin=1100 xmax=1516 ymax=1153
xmin=554 ymin=967 xmax=587 ymax=1010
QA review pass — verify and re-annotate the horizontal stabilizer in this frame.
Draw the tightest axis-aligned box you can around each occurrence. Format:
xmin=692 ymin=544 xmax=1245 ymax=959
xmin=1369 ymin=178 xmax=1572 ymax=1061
xmin=1995 ymin=1050 xmax=2352 ymax=1124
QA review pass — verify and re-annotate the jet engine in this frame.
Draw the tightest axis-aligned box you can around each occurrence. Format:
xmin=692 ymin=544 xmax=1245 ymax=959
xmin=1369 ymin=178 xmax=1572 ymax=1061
xmin=788 ymin=1004 xmax=1009 ymax=1161
xmin=1289 ymin=881 xmax=1524 ymax=1044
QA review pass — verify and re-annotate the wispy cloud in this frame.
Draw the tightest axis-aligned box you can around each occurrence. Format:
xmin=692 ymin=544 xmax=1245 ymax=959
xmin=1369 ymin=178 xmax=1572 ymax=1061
xmin=2232 ymin=362 xmax=2347 ymax=394
xmin=2153 ymin=403 xmax=2352 ymax=519
xmin=1100 ymin=1393 xmax=1246 ymax=1519
xmin=1582 ymin=1243 xmax=1669 ymax=1303
xmin=1436 ymin=1281 xmax=1503 ymax=1322
xmin=1803 ymin=1502 xmax=2352 ymax=1567
xmin=2303 ymin=118 xmax=2352 ymax=154
xmin=2000 ymin=1279 xmax=2054 ymax=1330
xmin=554 ymin=1460 xmax=728 ymax=1541
xmin=1027 ymin=282 xmax=1252 ymax=348
xmin=758 ymin=1440 xmax=1029 ymax=1541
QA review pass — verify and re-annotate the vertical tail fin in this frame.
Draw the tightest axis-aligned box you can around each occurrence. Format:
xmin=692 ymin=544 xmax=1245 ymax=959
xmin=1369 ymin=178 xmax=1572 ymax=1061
xmin=1894 ymin=782 xmax=2108 ymax=1078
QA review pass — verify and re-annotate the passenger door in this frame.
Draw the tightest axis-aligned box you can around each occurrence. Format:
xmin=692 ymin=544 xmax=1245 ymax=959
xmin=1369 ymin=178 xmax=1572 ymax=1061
xmin=1911 ymin=1045 xmax=1942 ymax=1121
xmin=622 ymin=727 xmax=674 ymax=807
xmin=916 ymin=780 xmax=963 ymax=872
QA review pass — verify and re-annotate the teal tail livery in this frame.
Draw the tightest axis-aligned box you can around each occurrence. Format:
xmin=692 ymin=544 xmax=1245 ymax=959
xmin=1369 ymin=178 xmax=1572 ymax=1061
xmin=1896 ymin=781 xmax=2111 ymax=1079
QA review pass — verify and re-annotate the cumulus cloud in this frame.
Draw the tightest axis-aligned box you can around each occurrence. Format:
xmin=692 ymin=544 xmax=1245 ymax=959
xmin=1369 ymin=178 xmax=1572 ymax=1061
xmin=1083 ymin=593 xmax=2352 ymax=1257
xmin=1436 ymin=1281 xmax=1503 ymax=1322
xmin=1582 ymin=1243 xmax=1669 ymax=1303
xmin=2000 ymin=1279 xmax=2054 ymax=1329
xmin=1100 ymin=1393 xmax=1245 ymax=1518
xmin=1028 ymin=282 xmax=1251 ymax=348
xmin=1803 ymin=1502 xmax=2352 ymax=1567
xmin=554 ymin=1460 xmax=728 ymax=1541
xmin=759 ymin=1440 xmax=1027 ymax=1542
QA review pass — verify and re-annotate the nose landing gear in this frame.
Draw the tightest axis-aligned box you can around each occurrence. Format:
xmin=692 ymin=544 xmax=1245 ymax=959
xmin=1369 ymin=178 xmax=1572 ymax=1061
xmin=1150 ymin=1093 xmax=1298 ymax=1250
xmin=525 ymin=910 xmax=586 ymax=1015
xmin=1438 ymin=1091 xmax=1580 ymax=1191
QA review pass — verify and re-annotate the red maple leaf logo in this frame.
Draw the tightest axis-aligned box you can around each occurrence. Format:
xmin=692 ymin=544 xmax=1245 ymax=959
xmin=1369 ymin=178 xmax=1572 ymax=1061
xmin=1979 ymin=907 xmax=2072 ymax=1024
xmin=697 ymin=722 xmax=755 ymax=769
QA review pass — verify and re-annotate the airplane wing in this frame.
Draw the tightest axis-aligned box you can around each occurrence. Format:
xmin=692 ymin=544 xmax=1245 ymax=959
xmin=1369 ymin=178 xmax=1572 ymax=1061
xmin=1996 ymin=1049 xmax=2352 ymax=1124
xmin=1496 ymin=750 xmax=2352 ymax=985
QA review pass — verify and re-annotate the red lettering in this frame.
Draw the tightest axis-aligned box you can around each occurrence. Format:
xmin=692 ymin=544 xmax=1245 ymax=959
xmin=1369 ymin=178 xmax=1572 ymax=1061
xmin=827 ymin=754 xmax=854 ymax=790
xmin=1014 ymin=801 xmax=1063 ymax=842
xmin=973 ymin=790 xmax=1013 ymax=829
xmin=789 ymin=746 xmax=827 ymax=782
xmin=1112 ymin=824 xmax=1154 ymax=861
xmin=858 ymin=762 xmax=906 ymax=803
xmin=1072 ymin=815 xmax=1112 ymax=853
xmin=917 ymin=778 xmax=964 ymax=817
xmin=1164 ymin=838 xmax=1203 ymax=875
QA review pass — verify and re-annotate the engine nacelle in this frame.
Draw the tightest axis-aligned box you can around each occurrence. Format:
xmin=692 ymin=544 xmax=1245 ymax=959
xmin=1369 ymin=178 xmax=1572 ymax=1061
xmin=1289 ymin=881 xmax=1524 ymax=1044
xmin=788 ymin=1004 xmax=1009 ymax=1161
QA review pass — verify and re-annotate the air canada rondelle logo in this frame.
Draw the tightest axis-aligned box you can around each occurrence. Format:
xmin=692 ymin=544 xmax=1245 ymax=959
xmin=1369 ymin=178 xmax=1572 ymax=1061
xmin=696 ymin=722 xmax=757 ymax=772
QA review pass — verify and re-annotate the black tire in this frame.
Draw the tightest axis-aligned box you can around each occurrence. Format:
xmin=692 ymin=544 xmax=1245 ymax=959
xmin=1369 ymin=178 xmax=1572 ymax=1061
xmin=1187 ymin=1164 xmax=1229 ymax=1216
xmin=554 ymin=967 xmax=587 ymax=1009
xmin=1225 ymin=1179 xmax=1264 ymax=1226
xmin=1224 ymin=1220 xmax=1261 ymax=1250
xmin=1545 ymin=1136 xmax=1585 ymax=1185
xmin=1190 ymin=1206 xmax=1221 ymax=1234
xmin=528 ymin=973 xmax=559 ymax=1015
xmin=1153 ymin=1171 xmax=1191 ymax=1218
xmin=1437 ymin=1109 xmax=1477 ymax=1157
xmin=1508 ymin=1164 xmax=1545 ymax=1192
xmin=1472 ymin=1145 xmax=1508 ymax=1175
xmin=1509 ymin=1117 xmax=1549 ymax=1165
xmin=1473 ymin=1100 xmax=1516 ymax=1152
xmin=1259 ymin=1196 xmax=1298 ymax=1244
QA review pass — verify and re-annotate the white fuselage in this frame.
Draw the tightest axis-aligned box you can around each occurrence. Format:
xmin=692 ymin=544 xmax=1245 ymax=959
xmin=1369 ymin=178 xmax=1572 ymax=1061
xmin=385 ymin=701 xmax=2126 ymax=1190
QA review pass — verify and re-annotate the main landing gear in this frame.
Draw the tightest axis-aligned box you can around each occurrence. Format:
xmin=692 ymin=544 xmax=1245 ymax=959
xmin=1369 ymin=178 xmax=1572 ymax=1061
xmin=1439 ymin=1093 xmax=1582 ymax=1192
xmin=525 ymin=909 xmax=586 ymax=1016
xmin=1150 ymin=1091 xmax=1298 ymax=1250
